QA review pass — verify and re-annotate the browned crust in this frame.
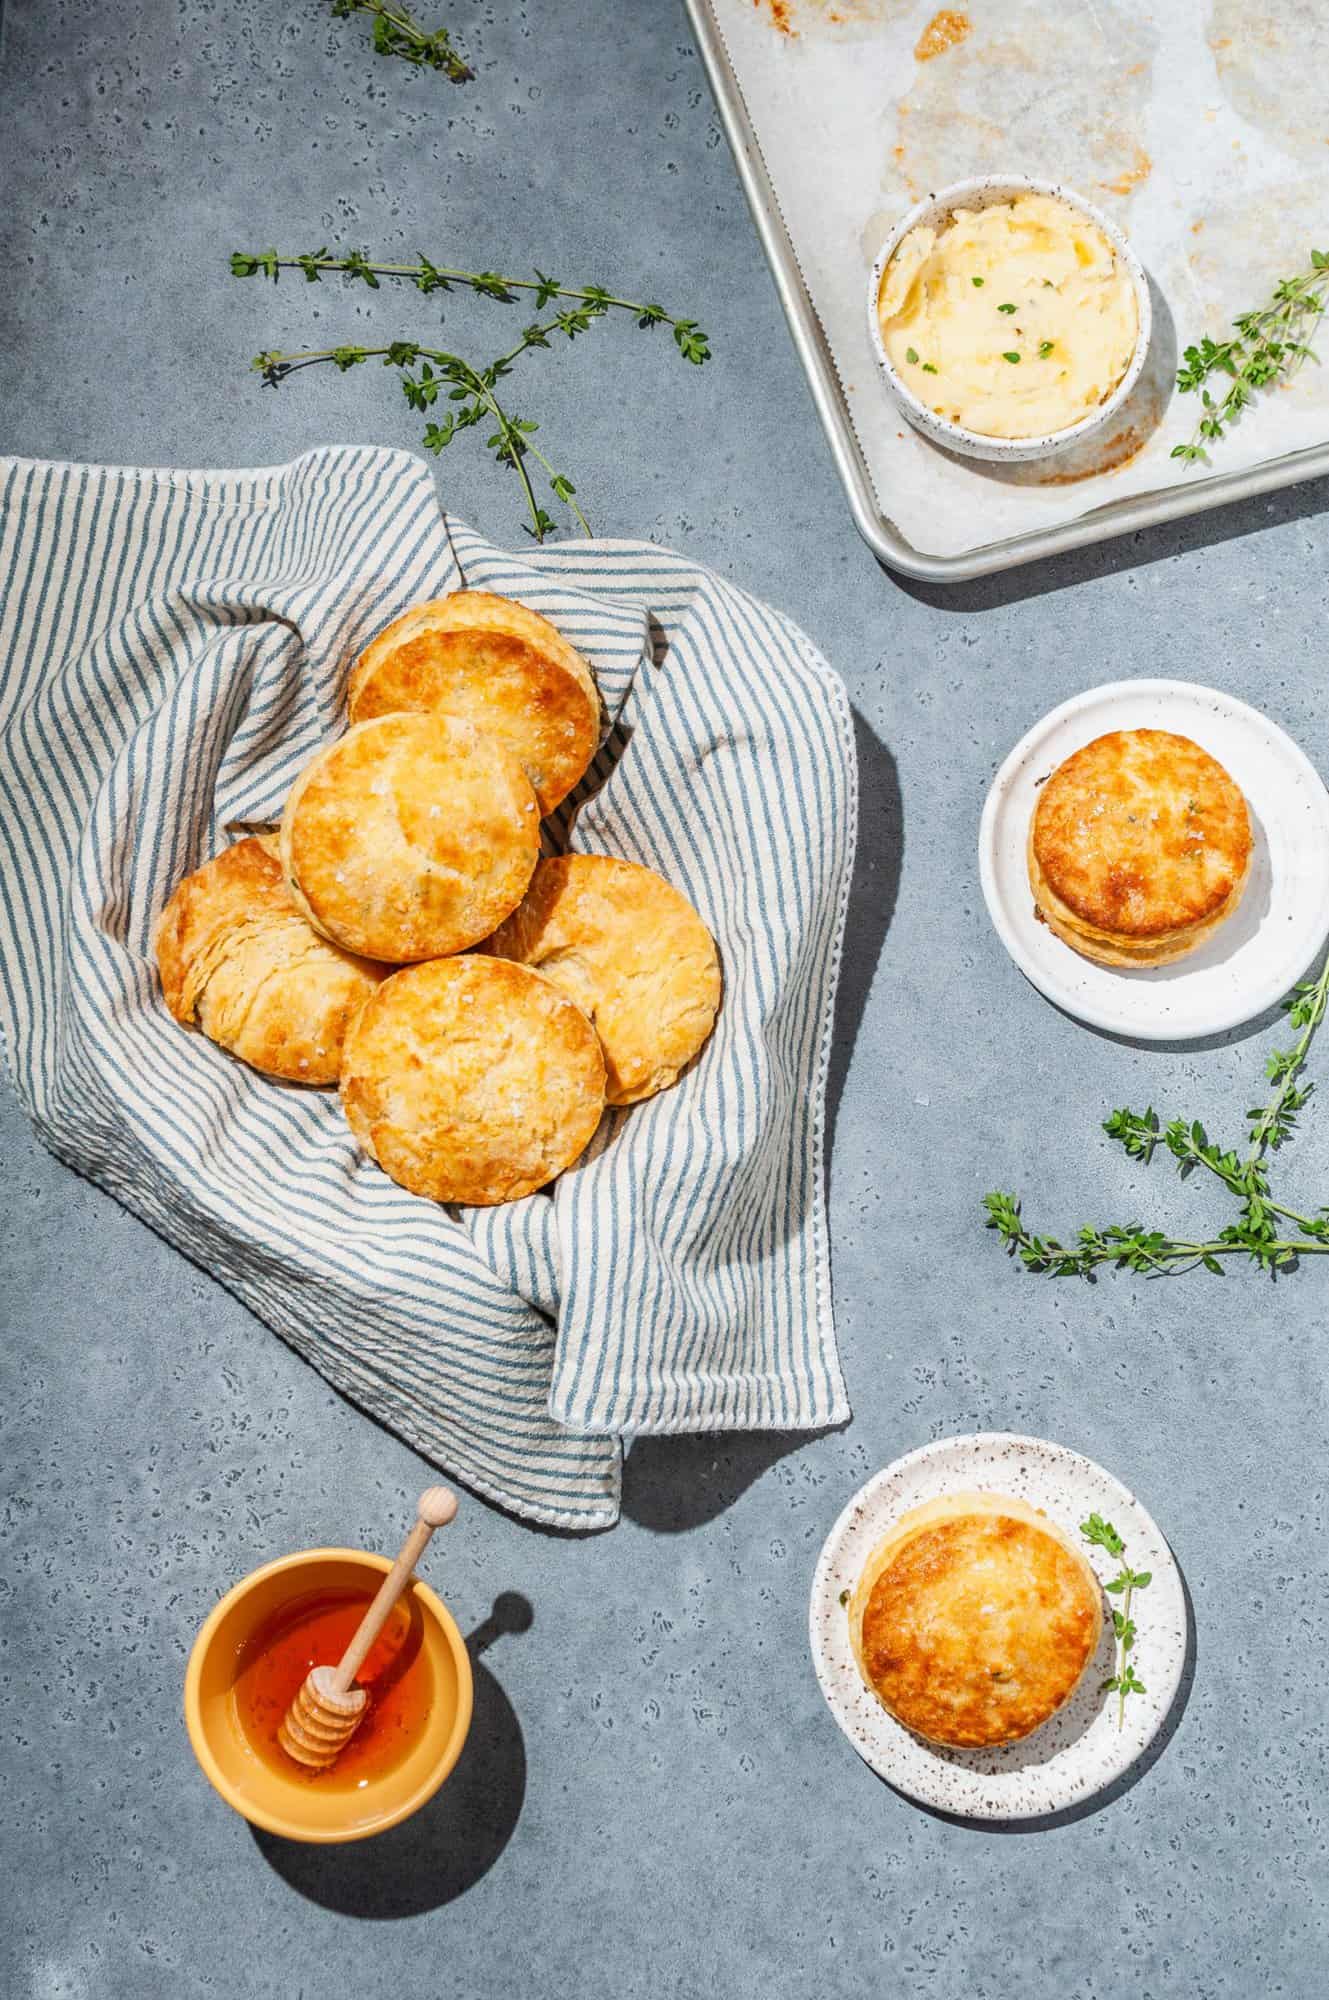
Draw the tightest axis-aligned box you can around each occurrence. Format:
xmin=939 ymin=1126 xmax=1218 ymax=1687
xmin=279 ymin=712 xmax=540 ymax=963
xmin=857 ymin=1511 xmax=1103 ymax=1748
xmin=483 ymin=854 xmax=722 ymax=1104
xmin=347 ymin=591 xmax=601 ymax=814
xmin=339 ymin=956 xmax=606 ymax=1206
xmin=154 ymin=838 xmax=387 ymax=1083
xmin=1029 ymin=729 xmax=1252 ymax=950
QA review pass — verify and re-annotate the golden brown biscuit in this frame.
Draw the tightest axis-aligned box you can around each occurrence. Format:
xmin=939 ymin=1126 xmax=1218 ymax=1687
xmin=1029 ymin=728 xmax=1252 ymax=968
xmin=483 ymin=855 xmax=722 ymax=1105
xmin=280 ymin=712 xmax=540 ymax=964
xmin=155 ymin=838 xmax=387 ymax=1083
xmin=849 ymin=1491 xmax=1103 ymax=1748
xmin=340 ymin=956 xmax=606 ymax=1206
xmin=348 ymin=591 xmax=601 ymax=814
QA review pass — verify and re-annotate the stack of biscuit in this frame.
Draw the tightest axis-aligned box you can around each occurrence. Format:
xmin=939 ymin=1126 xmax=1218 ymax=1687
xmin=156 ymin=592 xmax=722 ymax=1206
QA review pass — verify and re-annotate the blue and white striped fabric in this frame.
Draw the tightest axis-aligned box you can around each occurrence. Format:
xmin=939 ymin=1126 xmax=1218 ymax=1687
xmin=0 ymin=447 xmax=855 ymax=1529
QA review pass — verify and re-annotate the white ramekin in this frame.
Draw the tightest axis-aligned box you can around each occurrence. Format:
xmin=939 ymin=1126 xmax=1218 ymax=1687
xmin=866 ymin=174 xmax=1152 ymax=464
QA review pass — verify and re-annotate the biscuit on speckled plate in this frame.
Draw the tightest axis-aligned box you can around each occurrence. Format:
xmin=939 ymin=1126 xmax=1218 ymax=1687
xmin=483 ymin=854 xmax=722 ymax=1105
xmin=155 ymin=837 xmax=388 ymax=1084
xmin=280 ymin=712 xmax=540 ymax=964
xmin=849 ymin=1491 xmax=1104 ymax=1749
xmin=340 ymin=955 xmax=606 ymax=1206
xmin=348 ymin=591 xmax=601 ymax=815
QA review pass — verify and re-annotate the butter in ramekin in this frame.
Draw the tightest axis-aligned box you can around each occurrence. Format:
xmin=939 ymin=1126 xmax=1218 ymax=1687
xmin=876 ymin=194 xmax=1139 ymax=440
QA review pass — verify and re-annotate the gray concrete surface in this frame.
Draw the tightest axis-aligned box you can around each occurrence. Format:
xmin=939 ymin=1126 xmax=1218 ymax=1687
xmin=2 ymin=2 xmax=1328 ymax=1994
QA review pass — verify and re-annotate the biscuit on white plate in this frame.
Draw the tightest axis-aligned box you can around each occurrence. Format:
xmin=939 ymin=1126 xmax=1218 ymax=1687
xmin=280 ymin=712 xmax=540 ymax=963
xmin=348 ymin=591 xmax=601 ymax=814
xmin=1029 ymin=728 xmax=1252 ymax=968
xmin=483 ymin=854 xmax=721 ymax=1104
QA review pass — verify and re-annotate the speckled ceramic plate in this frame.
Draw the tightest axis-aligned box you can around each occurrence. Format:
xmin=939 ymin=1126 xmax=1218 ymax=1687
xmin=809 ymin=1433 xmax=1186 ymax=1821
xmin=979 ymin=680 xmax=1329 ymax=1040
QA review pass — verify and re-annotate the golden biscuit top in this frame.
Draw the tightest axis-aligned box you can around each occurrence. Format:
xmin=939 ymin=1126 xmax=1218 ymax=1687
xmin=1031 ymin=729 xmax=1251 ymax=941
xmin=156 ymin=837 xmax=295 ymax=1023
xmin=340 ymin=955 xmax=606 ymax=1206
xmin=348 ymin=591 xmax=601 ymax=814
xmin=483 ymin=854 xmax=722 ymax=1104
xmin=280 ymin=712 xmax=540 ymax=963
xmin=852 ymin=1492 xmax=1102 ymax=1748
xmin=155 ymin=838 xmax=387 ymax=1083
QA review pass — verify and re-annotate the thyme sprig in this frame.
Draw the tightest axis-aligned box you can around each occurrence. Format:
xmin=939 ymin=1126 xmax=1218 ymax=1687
xmin=231 ymin=248 xmax=711 ymax=365
xmin=1080 ymin=1515 xmax=1150 ymax=1730
xmin=1172 ymin=249 xmax=1329 ymax=465
xmin=985 ymin=950 xmax=1329 ymax=1278
xmin=328 ymin=0 xmax=472 ymax=83
xmin=233 ymin=248 xmax=710 ymax=540
xmin=252 ymin=321 xmax=589 ymax=541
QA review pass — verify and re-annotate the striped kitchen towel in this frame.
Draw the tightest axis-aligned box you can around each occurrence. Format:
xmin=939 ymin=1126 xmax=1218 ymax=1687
xmin=0 ymin=447 xmax=855 ymax=1529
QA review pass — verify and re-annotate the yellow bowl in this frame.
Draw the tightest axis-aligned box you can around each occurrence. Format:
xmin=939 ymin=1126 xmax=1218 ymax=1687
xmin=184 ymin=1548 xmax=473 ymax=1844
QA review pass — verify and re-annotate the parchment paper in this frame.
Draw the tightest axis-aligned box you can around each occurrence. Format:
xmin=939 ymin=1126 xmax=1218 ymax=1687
xmin=710 ymin=0 xmax=1329 ymax=560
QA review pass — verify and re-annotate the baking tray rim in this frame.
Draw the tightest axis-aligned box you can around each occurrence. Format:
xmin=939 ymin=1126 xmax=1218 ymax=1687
xmin=685 ymin=0 xmax=1329 ymax=584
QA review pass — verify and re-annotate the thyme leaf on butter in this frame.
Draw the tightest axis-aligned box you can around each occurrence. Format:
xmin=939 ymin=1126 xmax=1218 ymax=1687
xmin=328 ymin=0 xmax=472 ymax=82
xmin=1080 ymin=1515 xmax=1151 ymax=1730
xmin=1172 ymin=249 xmax=1329 ymax=464
xmin=985 ymin=950 xmax=1329 ymax=1280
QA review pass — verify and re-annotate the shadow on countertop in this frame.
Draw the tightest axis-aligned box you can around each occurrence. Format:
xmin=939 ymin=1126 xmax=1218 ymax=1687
xmin=825 ymin=710 xmax=904 ymax=1177
xmin=251 ymin=1592 xmax=533 ymax=1917
xmin=621 ymin=1429 xmax=821 ymax=1531
xmin=892 ymin=469 xmax=1329 ymax=615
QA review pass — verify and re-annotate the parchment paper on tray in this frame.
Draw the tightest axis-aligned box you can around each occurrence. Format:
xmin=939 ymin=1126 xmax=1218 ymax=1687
xmin=710 ymin=0 xmax=1329 ymax=561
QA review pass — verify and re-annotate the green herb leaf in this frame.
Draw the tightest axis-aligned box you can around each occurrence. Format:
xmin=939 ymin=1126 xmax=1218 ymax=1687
xmin=997 ymin=302 xmax=1017 ymax=314
xmin=1175 ymin=251 xmax=1328 ymax=464
xmin=971 ymin=275 xmax=985 ymax=287
xmin=329 ymin=0 xmax=473 ymax=83
xmin=905 ymin=346 xmax=920 ymax=365
xmin=233 ymin=245 xmax=710 ymax=543
xmin=1002 ymin=351 xmax=1021 ymax=364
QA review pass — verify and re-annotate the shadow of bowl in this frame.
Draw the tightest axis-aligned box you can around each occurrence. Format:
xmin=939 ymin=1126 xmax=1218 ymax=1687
xmin=251 ymin=1595 xmax=532 ymax=1916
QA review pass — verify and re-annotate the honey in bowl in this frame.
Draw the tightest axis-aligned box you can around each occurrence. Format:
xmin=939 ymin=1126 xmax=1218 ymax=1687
xmin=234 ymin=1585 xmax=428 ymax=1789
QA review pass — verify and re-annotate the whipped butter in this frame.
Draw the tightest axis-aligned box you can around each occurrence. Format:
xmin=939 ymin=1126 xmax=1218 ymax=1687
xmin=877 ymin=193 xmax=1139 ymax=440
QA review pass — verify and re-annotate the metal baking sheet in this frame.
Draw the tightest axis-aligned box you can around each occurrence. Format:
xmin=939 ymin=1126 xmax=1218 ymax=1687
xmin=686 ymin=0 xmax=1329 ymax=582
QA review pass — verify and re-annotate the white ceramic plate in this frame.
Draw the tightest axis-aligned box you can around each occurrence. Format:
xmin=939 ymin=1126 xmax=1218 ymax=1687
xmin=979 ymin=680 xmax=1329 ymax=1040
xmin=809 ymin=1433 xmax=1187 ymax=1821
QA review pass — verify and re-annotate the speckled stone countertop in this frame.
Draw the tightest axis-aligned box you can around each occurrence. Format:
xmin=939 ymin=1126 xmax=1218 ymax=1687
xmin=2 ymin=4 xmax=1327 ymax=1995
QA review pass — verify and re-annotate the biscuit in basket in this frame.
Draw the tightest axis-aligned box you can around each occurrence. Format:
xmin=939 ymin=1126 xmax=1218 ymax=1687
xmin=155 ymin=837 xmax=387 ymax=1083
xmin=280 ymin=712 xmax=540 ymax=963
xmin=340 ymin=956 xmax=606 ymax=1206
xmin=348 ymin=591 xmax=601 ymax=814
xmin=483 ymin=854 xmax=722 ymax=1105
xmin=1029 ymin=728 xmax=1252 ymax=968
xmin=849 ymin=1492 xmax=1103 ymax=1748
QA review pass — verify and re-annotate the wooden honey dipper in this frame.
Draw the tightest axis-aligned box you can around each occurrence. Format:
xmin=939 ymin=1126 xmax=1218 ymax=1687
xmin=278 ymin=1486 xmax=458 ymax=1771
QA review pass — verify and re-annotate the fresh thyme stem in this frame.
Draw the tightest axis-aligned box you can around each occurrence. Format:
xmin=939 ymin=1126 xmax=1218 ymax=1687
xmin=1245 ymin=948 xmax=1329 ymax=1167
xmin=328 ymin=0 xmax=472 ymax=83
xmin=1081 ymin=1516 xmax=1150 ymax=1729
xmin=250 ymin=328 xmax=589 ymax=543
xmin=985 ymin=950 xmax=1329 ymax=1279
xmin=231 ymin=247 xmax=712 ymax=365
xmin=1172 ymin=249 xmax=1329 ymax=466
xmin=234 ymin=248 xmax=710 ymax=541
